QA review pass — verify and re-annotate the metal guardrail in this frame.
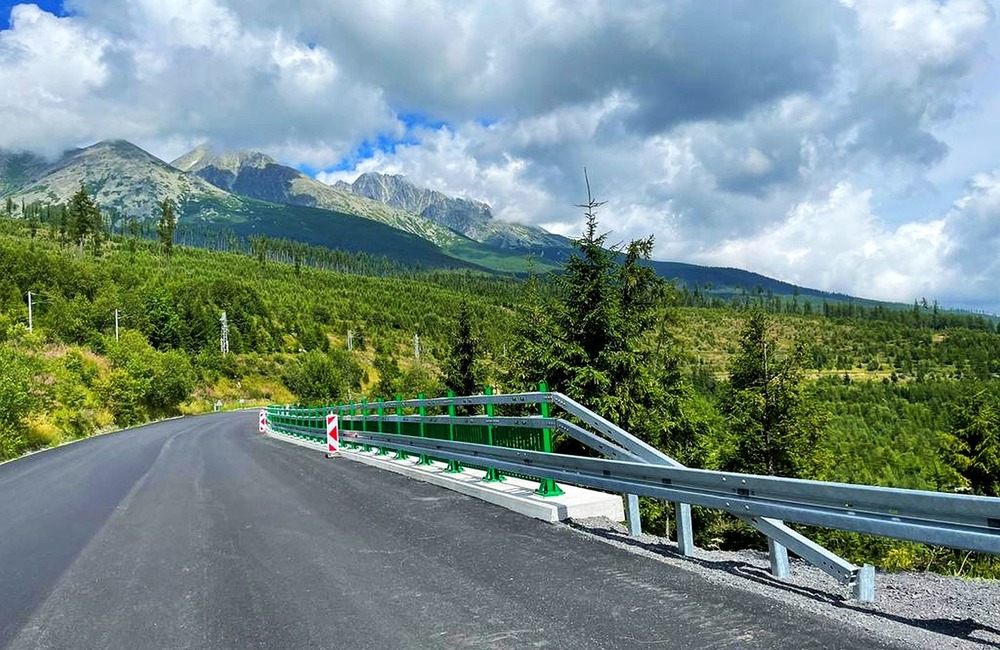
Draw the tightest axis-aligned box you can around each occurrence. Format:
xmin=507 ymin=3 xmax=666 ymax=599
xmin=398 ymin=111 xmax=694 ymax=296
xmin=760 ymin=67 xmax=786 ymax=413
xmin=344 ymin=433 xmax=1000 ymax=554
xmin=266 ymin=389 xmax=1000 ymax=601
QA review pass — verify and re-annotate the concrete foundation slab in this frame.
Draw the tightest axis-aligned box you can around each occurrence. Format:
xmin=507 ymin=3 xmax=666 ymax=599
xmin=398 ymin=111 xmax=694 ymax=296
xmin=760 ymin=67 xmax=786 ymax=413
xmin=265 ymin=430 xmax=624 ymax=523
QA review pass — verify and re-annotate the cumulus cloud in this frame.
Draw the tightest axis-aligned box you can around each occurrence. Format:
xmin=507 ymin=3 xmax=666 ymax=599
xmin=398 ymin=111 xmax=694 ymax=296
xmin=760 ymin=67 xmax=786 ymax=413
xmin=2 ymin=0 xmax=397 ymax=161
xmin=942 ymin=170 xmax=1000 ymax=307
xmin=0 ymin=4 xmax=110 ymax=156
xmin=694 ymin=183 xmax=954 ymax=302
xmin=1 ymin=0 xmax=998 ymax=310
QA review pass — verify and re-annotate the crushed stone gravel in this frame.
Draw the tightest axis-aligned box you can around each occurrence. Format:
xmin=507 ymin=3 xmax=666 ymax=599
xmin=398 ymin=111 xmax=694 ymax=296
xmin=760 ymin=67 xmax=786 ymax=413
xmin=564 ymin=516 xmax=1000 ymax=650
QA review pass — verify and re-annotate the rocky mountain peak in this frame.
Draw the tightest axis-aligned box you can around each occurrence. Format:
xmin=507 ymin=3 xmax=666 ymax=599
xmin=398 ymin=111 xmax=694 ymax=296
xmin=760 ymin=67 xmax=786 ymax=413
xmin=171 ymin=144 xmax=277 ymax=175
xmin=74 ymin=139 xmax=167 ymax=165
xmin=2 ymin=138 xmax=229 ymax=219
xmin=341 ymin=171 xmax=566 ymax=251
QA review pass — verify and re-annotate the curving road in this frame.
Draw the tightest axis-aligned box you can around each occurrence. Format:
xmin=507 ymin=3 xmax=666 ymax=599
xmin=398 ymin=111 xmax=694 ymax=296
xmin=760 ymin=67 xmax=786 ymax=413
xmin=0 ymin=411 xmax=902 ymax=649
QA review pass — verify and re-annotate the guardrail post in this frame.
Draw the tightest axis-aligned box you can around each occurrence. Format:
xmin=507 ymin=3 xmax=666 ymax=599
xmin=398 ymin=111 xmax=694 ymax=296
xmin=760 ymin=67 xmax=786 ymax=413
xmin=482 ymin=386 xmax=504 ymax=482
xmin=360 ymin=400 xmax=372 ymax=452
xmin=854 ymin=564 xmax=876 ymax=602
xmin=535 ymin=382 xmax=564 ymax=497
xmin=675 ymin=503 xmax=695 ymax=556
xmin=393 ymin=394 xmax=409 ymax=460
xmin=337 ymin=405 xmax=352 ymax=449
xmin=375 ymin=398 xmax=389 ymax=455
xmin=625 ymin=494 xmax=642 ymax=537
xmin=417 ymin=393 xmax=434 ymax=466
xmin=342 ymin=405 xmax=349 ymax=447
xmin=768 ymin=538 xmax=790 ymax=579
xmin=444 ymin=390 xmax=463 ymax=473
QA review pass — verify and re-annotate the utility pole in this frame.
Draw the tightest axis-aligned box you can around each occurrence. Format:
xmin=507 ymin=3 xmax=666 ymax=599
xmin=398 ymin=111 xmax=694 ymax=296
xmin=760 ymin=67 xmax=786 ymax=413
xmin=347 ymin=329 xmax=353 ymax=351
xmin=115 ymin=309 xmax=120 ymax=341
xmin=220 ymin=311 xmax=230 ymax=355
xmin=27 ymin=291 xmax=32 ymax=333
xmin=414 ymin=333 xmax=420 ymax=362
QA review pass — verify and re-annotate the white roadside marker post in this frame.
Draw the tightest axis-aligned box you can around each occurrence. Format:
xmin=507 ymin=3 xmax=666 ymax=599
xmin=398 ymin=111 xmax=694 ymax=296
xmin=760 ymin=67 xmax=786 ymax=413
xmin=326 ymin=412 xmax=340 ymax=458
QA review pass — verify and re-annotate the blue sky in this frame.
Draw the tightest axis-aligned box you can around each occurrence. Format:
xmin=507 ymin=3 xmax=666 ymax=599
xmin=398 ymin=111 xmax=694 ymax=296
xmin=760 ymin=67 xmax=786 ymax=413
xmin=0 ymin=0 xmax=62 ymax=28
xmin=1 ymin=0 xmax=999 ymax=312
xmin=298 ymin=113 xmax=447 ymax=176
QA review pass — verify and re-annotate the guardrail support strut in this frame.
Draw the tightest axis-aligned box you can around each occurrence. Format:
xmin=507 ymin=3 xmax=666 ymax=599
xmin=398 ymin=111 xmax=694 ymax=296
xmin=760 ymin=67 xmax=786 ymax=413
xmin=768 ymin=539 xmax=790 ymax=579
xmin=854 ymin=564 xmax=876 ymax=602
xmin=625 ymin=494 xmax=642 ymax=537
xmin=675 ymin=502 xmax=695 ymax=556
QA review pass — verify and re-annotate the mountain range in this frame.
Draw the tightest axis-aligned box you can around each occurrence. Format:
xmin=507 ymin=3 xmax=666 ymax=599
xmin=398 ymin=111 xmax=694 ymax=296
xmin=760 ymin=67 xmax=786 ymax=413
xmin=0 ymin=139 xmax=872 ymax=304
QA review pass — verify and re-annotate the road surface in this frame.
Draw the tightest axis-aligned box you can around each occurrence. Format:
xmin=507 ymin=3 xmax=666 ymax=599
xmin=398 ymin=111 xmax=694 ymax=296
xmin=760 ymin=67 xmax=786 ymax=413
xmin=0 ymin=411 xmax=902 ymax=649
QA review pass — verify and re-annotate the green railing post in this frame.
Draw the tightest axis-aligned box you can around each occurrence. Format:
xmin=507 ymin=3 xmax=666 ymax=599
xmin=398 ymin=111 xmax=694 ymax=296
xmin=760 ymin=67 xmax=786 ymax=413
xmin=375 ymin=398 xmax=389 ymax=455
xmin=335 ymin=404 xmax=345 ymax=449
xmin=444 ymin=390 xmax=462 ymax=473
xmin=483 ymin=386 xmax=505 ymax=482
xmin=416 ymin=392 xmax=434 ymax=465
xmin=535 ymin=381 xmax=564 ymax=497
xmin=393 ymin=394 xmax=409 ymax=460
xmin=361 ymin=400 xmax=372 ymax=452
xmin=337 ymin=404 xmax=351 ymax=449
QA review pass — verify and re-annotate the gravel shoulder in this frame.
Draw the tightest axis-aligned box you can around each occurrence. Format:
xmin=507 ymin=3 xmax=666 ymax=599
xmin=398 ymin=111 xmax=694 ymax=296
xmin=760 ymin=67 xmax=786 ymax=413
xmin=567 ymin=516 xmax=1000 ymax=650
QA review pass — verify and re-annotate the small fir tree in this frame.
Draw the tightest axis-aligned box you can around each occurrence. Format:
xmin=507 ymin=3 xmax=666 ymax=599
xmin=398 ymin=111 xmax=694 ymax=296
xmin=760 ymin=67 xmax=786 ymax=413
xmin=157 ymin=199 xmax=177 ymax=255
xmin=720 ymin=309 xmax=827 ymax=478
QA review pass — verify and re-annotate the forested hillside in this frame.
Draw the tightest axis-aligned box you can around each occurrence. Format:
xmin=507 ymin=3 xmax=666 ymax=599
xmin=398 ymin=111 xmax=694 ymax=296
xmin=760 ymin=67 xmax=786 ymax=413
xmin=1 ymin=206 xmax=997 ymax=578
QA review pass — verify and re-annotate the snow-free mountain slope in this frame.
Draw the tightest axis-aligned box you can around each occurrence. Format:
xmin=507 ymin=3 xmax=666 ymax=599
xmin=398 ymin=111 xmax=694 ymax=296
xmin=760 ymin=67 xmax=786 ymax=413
xmin=341 ymin=172 xmax=570 ymax=251
xmin=171 ymin=145 xmax=465 ymax=247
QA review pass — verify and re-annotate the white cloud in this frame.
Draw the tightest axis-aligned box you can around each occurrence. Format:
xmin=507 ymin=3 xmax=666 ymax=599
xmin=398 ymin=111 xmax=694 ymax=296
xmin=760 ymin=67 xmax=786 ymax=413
xmin=0 ymin=4 xmax=110 ymax=155
xmin=1 ymin=0 xmax=998 ymax=310
xmin=694 ymin=183 xmax=954 ymax=303
xmin=941 ymin=170 xmax=1000 ymax=307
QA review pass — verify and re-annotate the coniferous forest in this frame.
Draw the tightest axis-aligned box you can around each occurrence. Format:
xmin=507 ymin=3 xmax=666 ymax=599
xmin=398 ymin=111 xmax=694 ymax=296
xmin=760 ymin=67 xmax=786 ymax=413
xmin=1 ymin=194 xmax=998 ymax=578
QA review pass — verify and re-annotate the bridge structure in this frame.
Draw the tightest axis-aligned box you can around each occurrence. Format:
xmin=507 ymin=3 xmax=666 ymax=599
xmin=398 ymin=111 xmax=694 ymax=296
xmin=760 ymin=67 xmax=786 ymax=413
xmin=263 ymin=384 xmax=1000 ymax=603
xmin=4 ymin=404 xmax=998 ymax=648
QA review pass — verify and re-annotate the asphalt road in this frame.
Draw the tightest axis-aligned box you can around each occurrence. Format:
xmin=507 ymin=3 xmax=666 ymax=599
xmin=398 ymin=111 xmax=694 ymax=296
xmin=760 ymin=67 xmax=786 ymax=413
xmin=0 ymin=411 xmax=903 ymax=649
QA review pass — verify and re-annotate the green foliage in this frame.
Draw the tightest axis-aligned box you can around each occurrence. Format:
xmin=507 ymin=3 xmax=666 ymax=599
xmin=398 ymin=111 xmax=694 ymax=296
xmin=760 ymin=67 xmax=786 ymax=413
xmin=506 ymin=271 xmax=562 ymax=391
xmin=507 ymin=185 xmax=684 ymax=452
xmin=98 ymin=330 xmax=196 ymax=424
xmin=396 ymin=364 xmax=442 ymax=399
xmin=443 ymin=301 xmax=480 ymax=397
xmin=945 ymin=387 xmax=1000 ymax=496
xmin=0 ymin=209 xmax=997 ymax=577
xmin=282 ymin=349 xmax=362 ymax=404
xmin=157 ymin=199 xmax=177 ymax=255
xmin=0 ymin=345 xmax=40 ymax=460
xmin=67 ymin=185 xmax=101 ymax=249
xmin=720 ymin=309 xmax=827 ymax=478
xmin=372 ymin=348 xmax=403 ymax=398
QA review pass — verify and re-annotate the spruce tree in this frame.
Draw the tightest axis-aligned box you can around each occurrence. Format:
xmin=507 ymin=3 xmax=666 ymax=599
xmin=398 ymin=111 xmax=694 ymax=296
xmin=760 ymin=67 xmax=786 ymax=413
xmin=157 ymin=199 xmax=177 ymax=255
xmin=946 ymin=388 xmax=1000 ymax=496
xmin=444 ymin=301 xmax=480 ymax=397
xmin=67 ymin=185 xmax=99 ymax=247
xmin=720 ymin=309 xmax=827 ymax=477
xmin=507 ymin=170 xmax=682 ymax=449
xmin=57 ymin=205 xmax=67 ymax=243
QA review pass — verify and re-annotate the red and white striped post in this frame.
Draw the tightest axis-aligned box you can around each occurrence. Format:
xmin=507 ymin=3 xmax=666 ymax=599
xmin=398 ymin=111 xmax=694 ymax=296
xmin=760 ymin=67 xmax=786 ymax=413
xmin=259 ymin=409 xmax=267 ymax=434
xmin=325 ymin=412 xmax=340 ymax=458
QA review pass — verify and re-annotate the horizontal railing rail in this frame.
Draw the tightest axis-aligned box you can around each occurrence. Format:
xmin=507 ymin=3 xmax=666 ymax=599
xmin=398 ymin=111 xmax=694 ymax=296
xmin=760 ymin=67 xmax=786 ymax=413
xmin=265 ymin=387 xmax=1000 ymax=600
xmin=344 ymin=432 xmax=1000 ymax=555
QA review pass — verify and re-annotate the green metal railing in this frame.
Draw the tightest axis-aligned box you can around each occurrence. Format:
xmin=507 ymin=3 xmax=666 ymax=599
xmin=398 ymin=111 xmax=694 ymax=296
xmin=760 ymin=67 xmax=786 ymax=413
xmin=265 ymin=406 xmax=327 ymax=443
xmin=266 ymin=383 xmax=564 ymax=497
